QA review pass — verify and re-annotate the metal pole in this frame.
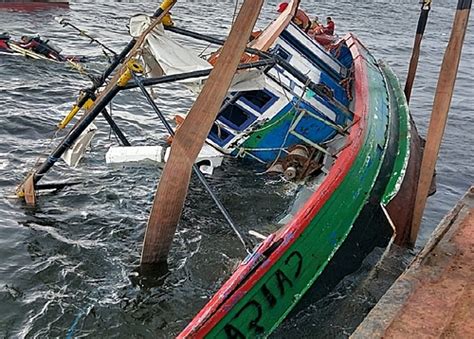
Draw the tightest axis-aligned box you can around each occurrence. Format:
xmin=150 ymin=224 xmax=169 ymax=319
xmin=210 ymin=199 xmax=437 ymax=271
xmin=404 ymin=0 xmax=432 ymax=103
xmin=131 ymin=71 xmax=253 ymax=253
xmin=100 ymin=108 xmax=131 ymax=146
xmin=122 ymin=59 xmax=275 ymax=90
xmin=33 ymin=85 xmax=122 ymax=185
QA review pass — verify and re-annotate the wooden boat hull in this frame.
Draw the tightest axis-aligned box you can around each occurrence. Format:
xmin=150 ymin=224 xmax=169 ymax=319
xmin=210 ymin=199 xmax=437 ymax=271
xmin=314 ymin=33 xmax=337 ymax=47
xmin=179 ymin=33 xmax=414 ymax=337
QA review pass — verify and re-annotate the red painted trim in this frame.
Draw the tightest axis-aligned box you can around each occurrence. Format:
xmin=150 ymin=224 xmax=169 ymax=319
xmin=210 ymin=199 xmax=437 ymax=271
xmin=179 ymin=34 xmax=371 ymax=338
xmin=0 ymin=2 xmax=68 ymax=11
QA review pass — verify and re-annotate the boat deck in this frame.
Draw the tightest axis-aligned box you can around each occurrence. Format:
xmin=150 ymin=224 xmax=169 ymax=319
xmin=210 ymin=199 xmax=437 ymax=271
xmin=351 ymin=186 xmax=474 ymax=338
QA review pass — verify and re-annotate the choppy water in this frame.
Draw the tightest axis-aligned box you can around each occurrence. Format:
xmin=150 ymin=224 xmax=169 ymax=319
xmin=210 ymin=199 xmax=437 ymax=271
xmin=0 ymin=0 xmax=472 ymax=337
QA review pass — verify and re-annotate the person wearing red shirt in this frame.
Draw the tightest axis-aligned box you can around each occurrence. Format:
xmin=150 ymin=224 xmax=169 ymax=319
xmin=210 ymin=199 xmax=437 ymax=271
xmin=323 ymin=17 xmax=335 ymax=35
xmin=18 ymin=35 xmax=65 ymax=61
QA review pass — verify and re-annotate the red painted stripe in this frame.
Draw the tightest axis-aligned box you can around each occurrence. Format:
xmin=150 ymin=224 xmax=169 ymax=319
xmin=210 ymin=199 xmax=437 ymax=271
xmin=179 ymin=34 xmax=370 ymax=338
xmin=0 ymin=2 xmax=68 ymax=11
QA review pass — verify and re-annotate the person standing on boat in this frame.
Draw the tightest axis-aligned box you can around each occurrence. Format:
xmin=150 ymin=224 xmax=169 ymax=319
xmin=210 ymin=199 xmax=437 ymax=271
xmin=322 ymin=17 xmax=335 ymax=35
xmin=277 ymin=2 xmax=311 ymax=32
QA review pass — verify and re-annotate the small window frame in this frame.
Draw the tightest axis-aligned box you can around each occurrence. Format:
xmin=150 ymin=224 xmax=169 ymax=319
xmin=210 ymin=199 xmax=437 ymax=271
xmin=218 ymin=103 xmax=257 ymax=132
xmin=208 ymin=123 xmax=235 ymax=147
xmin=237 ymin=88 xmax=278 ymax=115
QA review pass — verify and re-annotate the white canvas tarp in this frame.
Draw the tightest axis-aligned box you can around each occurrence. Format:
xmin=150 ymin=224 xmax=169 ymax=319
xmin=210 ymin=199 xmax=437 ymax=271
xmin=129 ymin=14 xmax=211 ymax=77
xmin=129 ymin=15 xmax=266 ymax=92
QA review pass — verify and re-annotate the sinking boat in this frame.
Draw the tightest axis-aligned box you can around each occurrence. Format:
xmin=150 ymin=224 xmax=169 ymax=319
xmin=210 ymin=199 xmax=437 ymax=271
xmin=16 ymin=0 xmax=423 ymax=336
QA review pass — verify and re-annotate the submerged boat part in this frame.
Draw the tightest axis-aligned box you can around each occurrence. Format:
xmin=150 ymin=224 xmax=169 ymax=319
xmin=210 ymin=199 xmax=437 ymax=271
xmin=61 ymin=123 xmax=97 ymax=167
xmin=105 ymin=144 xmax=223 ymax=175
xmin=16 ymin=0 xmax=177 ymax=204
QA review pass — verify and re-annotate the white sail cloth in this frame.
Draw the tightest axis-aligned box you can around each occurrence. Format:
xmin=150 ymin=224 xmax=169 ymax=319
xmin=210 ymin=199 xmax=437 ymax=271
xmin=128 ymin=14 xmax=266 ymax=92
xmin=129 ymin=14 xmax=211 ymax=77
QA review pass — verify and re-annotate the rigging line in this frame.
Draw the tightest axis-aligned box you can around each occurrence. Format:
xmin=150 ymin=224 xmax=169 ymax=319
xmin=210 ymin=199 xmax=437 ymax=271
xmin=276 ymin=78 xmax=312 ymax=161
xmin=232 ymin=0 xmax=241 ymax=25
xmin=131 ymin=71 xmax=253 ymax=254
xmin=268 ymin=70 xmax=345 ymax=133
xmin=198 ymin=42 xmax=213 ymax=57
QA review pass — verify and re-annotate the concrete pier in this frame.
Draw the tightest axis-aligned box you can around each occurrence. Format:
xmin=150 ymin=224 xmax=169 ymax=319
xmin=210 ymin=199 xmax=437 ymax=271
xmin=352 ymin=186 xmax=474 ymax=338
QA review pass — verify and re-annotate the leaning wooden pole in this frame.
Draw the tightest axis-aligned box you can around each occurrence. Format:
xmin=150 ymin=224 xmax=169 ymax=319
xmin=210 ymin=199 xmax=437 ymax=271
xmin=141 ymin=0 xmax=264 ymax=265
xmin=404 ymin=0 xmax=432 ymax=103
xmin=410 ymin=0 xmax=471 ymax=246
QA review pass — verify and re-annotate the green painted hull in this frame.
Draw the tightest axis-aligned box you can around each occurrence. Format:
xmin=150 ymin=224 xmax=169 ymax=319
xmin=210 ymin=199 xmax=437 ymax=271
xmin=181 ymin=35 xmax=412 ymax=339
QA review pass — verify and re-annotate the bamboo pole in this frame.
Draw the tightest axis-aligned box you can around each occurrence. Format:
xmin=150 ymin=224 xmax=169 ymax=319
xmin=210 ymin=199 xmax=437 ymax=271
xmin=141 ymin=0 xmax=265 ymax=265
xmin=404 ymin=0 xmax=432 ymax=103
xmin=410 ymin=0 xmax=471 ymax=246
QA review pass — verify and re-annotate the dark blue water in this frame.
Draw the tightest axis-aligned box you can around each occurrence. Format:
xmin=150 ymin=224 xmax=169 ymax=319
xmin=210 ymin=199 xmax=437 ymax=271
xmin=1 ymin=1 xmax=472 ymax=337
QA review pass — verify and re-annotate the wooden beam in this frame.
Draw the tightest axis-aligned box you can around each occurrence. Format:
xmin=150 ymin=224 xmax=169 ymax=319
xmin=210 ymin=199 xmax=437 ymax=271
xmin=410 ymin=0 xmax=471 ymax=246
xmin=141 ymin=0 xmax=264 ymax=265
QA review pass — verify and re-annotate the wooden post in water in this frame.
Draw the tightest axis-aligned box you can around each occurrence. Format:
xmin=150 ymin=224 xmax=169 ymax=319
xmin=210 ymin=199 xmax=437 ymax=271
xmin=141 ymin=0 xmax=265 ymax=265
xmin=410 ymin=0 xmax=471 ymax=246
xmin=404 ymin=0 xmax=432 ymax=103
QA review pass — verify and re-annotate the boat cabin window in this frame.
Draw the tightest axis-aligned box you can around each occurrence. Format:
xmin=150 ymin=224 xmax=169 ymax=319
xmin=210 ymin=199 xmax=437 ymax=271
xmin=238 ymin=89 xmax=278 ymax=113
xmin=219 ymin=103 xmax=256 ymax=131
xmin=208 ymin=123 xmax=234 ymax=147
xmin=273 ymin=45 xmax=291 ymax=61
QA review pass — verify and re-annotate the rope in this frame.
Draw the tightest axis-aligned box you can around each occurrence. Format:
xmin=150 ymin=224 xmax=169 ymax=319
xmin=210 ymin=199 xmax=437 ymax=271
xmin=231 ymin=0 xmax=241 ymax=25
xmin=239 ymin=78 xmax=312 ymax=171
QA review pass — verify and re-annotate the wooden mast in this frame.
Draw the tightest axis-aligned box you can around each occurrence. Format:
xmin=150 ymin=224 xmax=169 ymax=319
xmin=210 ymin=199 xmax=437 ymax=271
xmin=404 ymin=0 xmax=432 ymax=103
xmin=141 ymin=0 xmax=265 ymax=265
xmin=410 ymin=0 xmax=471 ymax=246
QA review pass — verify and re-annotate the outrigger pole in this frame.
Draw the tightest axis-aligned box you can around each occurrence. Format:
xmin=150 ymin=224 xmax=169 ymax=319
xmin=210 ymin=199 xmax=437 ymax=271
xmin=410 ymin=0 xmax=471 ymax=246
xmin=56 ymin=16 xmax=118 ymax=58
xmin=404 ymin=0 xmax=432 ymax=103
xmin=17 ymin=0 xmax=177 ymax=204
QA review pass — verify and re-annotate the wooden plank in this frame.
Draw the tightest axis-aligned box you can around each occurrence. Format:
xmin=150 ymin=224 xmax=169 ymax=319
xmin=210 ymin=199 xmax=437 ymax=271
xmin=410 ymin=0 xmax=471 ymax=245
xmin=249 ymin=0 xmax=298 ymax=52
xmin=141 ymin=0 xmax=265 ymax=265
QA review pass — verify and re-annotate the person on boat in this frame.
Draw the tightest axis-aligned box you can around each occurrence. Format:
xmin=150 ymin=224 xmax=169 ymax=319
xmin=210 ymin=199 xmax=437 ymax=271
xmin=18 ymin=35 xmax=65 ymax=61
xmin=0 ymin=32 xmax=13 ymax=52
xmin=310 ymin=16 xmax=320 ymax=30
xmin=308 ymin=16 xmax=324 ymax=36
xmin=322 ymin=16 xmax=335 ymax=35
xmin=19 ymin=35 xmax=39 ymax=50
xmin=277 ymin=2 xmax=311 ymax=32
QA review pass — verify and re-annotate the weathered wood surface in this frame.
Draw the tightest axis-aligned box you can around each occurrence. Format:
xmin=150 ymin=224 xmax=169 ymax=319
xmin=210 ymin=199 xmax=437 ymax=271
xmin=141 ymin=0 xmax=265 ymax=265
xmin=410 ymin=0 xmax=471 ymax=245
